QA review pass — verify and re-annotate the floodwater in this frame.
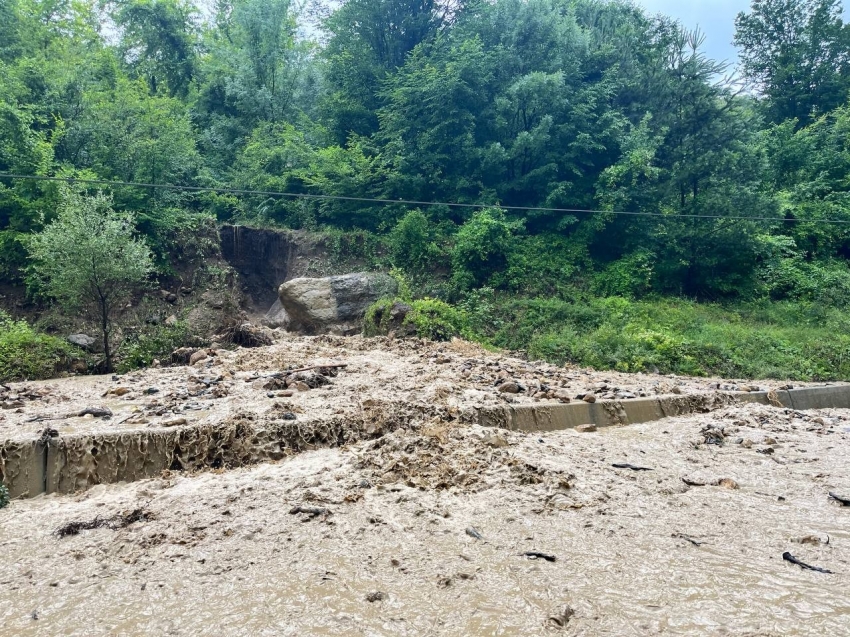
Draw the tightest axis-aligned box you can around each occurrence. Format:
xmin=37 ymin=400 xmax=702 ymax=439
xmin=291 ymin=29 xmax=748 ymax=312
xmin=2 ymin=402 xmax=849 ymax=636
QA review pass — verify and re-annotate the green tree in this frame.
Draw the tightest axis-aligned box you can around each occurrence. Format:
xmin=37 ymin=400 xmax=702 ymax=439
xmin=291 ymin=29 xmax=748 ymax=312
xmin=735 ymin=0 xmax=850 ymax=125
xmin=27 ymin=188 xmax=154 ymax=372
xmin=112 ymin=0 xmax=200 ymax=98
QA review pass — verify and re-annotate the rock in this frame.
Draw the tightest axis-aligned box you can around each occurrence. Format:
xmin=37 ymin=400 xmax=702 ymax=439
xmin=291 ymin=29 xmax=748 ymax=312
xmin=671 ymin=386 xmax=682 ymax=395
xmin=279 ymin=272 xmax=398 ymax=335
xmin=189 ymin=351 xmax=208 ymax=365
xmin=552 ymin=389 xmax=572 ymax=403
xmin=104 ymin=387 xmax=131 ymax=397
xmin=262 ymin=299 xmax=290 ymax=329
xmin=142 ymin=387 xmax=159 ymax=395
xmin=67 ymin=334 xmax=97 ymax=350
xmin=365 ymin=591 xmax=387 ymax=603
xmin=741 ymin=438 xmax=753 ymax=448
xmin=498 ymin=381 xmax=521 ymax=394
xmin=159 ymin=290 xmax=178 ymax=304
xmin=164 ymin=315 xmax=178 ymax=327
xmin=483 ymin=433 xmax=508 ymax=447
xmin=171 ymin=348 xmax=193 ymax=365
xmin=576 ymin=424 xmax=597 ymax=433
xmin=582 ymin=394 xmax=597 ymax=403
xmin=718 ymin=478 xmax=739 ymax=489
xmin=161 ymin=417 xmax=188 ymax=427
xmin=294 ymin=381 xmax=311 ymax=392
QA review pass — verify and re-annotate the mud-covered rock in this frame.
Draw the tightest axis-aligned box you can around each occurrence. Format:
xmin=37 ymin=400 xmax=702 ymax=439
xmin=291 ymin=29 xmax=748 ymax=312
xmin=279 ymin=272 xmax=398 ymax=335
xmin=262 ymin=299 xmax=290 ymax=329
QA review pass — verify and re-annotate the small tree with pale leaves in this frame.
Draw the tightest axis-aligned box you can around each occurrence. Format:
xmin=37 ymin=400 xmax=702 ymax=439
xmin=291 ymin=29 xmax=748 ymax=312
xmin=27 ymin=188 xmax=154 ymax=372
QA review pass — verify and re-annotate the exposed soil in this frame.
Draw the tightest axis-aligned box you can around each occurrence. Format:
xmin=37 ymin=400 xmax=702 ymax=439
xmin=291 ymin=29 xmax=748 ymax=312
xmin=1 ymin=400 xmax=849 ymax=635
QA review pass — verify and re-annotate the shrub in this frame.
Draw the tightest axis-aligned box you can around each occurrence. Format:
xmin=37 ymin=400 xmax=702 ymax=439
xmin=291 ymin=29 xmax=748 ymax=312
xmin=405 ymin=299 xmax=470 ymax=341
xmin=389 ymin=210 xmax=439 ymax=274
xmin=0 ymin=483 xmax=10 ymax=509
xmin=364 ymin=298 xmax=471 ymax=342
xmin=0 ymin=311 xmax=84 ymax=382
xmin=118 ymin=320 xmax=205 ymax=372
xmin=451 ymin=208 xmax=522 ymax=290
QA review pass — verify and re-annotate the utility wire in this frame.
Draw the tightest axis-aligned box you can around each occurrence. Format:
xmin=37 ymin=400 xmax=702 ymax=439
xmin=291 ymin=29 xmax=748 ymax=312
xmin=1 ymin=172 xmax=849 ymax=224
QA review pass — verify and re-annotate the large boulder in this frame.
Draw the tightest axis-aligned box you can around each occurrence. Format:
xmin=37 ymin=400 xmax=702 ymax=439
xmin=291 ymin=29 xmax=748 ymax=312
xmin=279 ymin=273 xmax=398 ymax=335
xmin=67 ymin=334 xmax=97 ymax=351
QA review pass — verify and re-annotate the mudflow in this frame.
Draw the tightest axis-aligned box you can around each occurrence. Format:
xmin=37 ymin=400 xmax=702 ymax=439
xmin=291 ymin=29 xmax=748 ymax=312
xmin=1 ymin=335 xmax=849 ymax=635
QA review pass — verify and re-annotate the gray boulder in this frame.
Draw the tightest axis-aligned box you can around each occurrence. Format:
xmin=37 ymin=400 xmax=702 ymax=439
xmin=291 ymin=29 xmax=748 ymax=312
xmin=67 ymin=334 xmax=97 ymax=350
xmin=279 ymin=272 xmax=398 ymax=335
xmin=262 ymin=299 xmax=290 ymax=329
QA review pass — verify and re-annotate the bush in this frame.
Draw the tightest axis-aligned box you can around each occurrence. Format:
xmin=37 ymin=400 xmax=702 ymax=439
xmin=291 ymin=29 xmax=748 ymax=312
xmin=0 ymin=483 xmax=10 ymax=509
xmin=364 ymin=298 xmax=471 ymax=342
xmin=0 ymin=311 xmax=85 ymax=382
xmin=389 ymin=210 xmax=440 ymax=274
xmin=118 ymin=320 xmax=205 ymax=372
xmin=451 ymin=208 xmax=522 ymax=290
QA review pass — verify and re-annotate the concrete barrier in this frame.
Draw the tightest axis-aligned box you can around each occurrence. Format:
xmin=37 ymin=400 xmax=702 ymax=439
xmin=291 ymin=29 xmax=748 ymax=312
xmin=3 ymin=384 xmax=849 ymax=499
xmin=478 ymin=385 xmax=850 ymax=432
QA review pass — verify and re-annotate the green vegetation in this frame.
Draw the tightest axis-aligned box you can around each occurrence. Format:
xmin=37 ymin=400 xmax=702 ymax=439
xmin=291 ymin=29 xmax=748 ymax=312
xmin=0 ymin=311 xmax=84 ymax=383
xmin=1 ymin=0 xmax=849 ymax=381
xmin=464 ymin=295 xmax=850 ymax=380
xmin=0 ymin=483 xmax=9 ymax=509
xmin=27 ymin=188 xmax=154 ymax=372
xmin=118 ymin=320 xmax=204 ymax=372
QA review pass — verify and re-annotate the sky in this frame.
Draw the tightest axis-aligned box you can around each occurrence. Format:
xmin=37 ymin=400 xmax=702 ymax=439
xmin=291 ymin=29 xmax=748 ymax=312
xmin=637 ymin=0 xmax=750 ymax=65
xmin=638 ymin=1 xmax=850 ymax=67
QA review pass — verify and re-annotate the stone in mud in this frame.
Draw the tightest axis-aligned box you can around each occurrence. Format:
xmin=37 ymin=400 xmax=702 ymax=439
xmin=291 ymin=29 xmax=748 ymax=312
xmin=576 ymin=424 xmax=597 ymax=433
xmin=498 ymin=381 xmax=521 ymax=394
xmin=582 ymin=394 xmax=597 ymax=403
xmin=189 ymin=351 xmax=208 ymax=365
xmin=278 ymin=272 xmax=398 ymax=335
xmin=159 ymin=289 xmax=178 ymax=304
xmin=365 ymin=591 xmax=387 ymax=602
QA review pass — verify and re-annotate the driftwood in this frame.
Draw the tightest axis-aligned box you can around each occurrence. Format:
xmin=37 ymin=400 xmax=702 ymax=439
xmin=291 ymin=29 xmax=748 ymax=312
xmin=783 ymin=552 xmax=833 ymax=574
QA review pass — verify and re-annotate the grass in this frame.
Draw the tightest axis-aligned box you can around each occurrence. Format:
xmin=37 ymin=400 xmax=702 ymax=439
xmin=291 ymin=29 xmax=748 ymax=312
xmin=463 ymin=294 xmax=850 ymax=381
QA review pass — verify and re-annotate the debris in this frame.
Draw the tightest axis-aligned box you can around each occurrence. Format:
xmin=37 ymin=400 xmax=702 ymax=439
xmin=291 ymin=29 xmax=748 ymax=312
xmin=828 ymin=492 xmax=850 ymax=506
xmin=55 ymin=508 xmax=151 ymax=538
xmin=612 ymin=463 xmax=653 ymax=471
xmin=219 ymin=322 xmax=273 ymax=348
xmin=523 ymin=551 xmax=557 ymax=562
xmin=365 ymin=591 xmax=387 ymax=602
xmin=465 ymin=526 xmax=483 ymax=540
xmin=289 ymin=506 xmax=330 ymax=519
xmin=792 ymin=535 xmax=829 ymax=545
xmin=547 ymin=606 xmax=575 ymax=629
xmin=672 ymin=533 xmax=703 ymax=547
xmin=73 ymin=407 xmax=113 ymax=419
xmin=782 ymin=552 xmax=833 ymax=574
xmin=575 ymin=424 xmax=597 ymax=433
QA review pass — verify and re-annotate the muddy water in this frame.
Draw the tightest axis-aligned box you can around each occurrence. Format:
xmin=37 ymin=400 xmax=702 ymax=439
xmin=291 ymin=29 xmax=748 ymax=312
xmin=2 ymin=404 xmax=850 ymax=636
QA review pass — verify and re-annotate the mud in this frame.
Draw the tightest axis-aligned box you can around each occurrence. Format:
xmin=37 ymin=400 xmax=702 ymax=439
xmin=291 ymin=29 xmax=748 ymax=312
xmin=1 ymin=401 xmax=849 ymax=635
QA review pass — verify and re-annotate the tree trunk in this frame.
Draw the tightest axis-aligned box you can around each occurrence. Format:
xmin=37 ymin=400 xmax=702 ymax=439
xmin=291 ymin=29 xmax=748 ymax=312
xmin=100 ymin=300 xmax=111 ymax=373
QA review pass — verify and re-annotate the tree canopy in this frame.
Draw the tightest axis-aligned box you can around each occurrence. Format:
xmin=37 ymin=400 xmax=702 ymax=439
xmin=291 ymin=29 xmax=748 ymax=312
xmin=0 ymin=0 xmax=849 ymax=304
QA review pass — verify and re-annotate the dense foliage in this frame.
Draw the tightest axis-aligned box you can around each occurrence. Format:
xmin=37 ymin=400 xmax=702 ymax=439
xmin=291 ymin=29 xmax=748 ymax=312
xmin=0 ymin=311 xmax=85 ymax=382
xmin=1 ymin=0 xmax=849 ymax=378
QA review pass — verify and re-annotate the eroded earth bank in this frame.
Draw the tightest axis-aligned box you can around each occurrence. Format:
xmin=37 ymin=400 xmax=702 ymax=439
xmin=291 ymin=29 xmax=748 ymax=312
xmin=1 ymin=336 xmax=850 ymax=636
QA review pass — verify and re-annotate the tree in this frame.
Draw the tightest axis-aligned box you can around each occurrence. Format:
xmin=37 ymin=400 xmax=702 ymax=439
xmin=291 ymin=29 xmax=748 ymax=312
xmin=735 ymin=0 xmax=850 ymax=125
xmin=112 ymin=0 xmax=200 ymax=97
xmin=27 ymin=188 xmax=154 ymax=372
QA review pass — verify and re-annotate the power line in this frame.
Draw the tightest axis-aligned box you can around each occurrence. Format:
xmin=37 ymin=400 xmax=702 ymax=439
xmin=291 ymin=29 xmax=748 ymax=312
xmin=1 ymin=172 xmax=848 ymax=224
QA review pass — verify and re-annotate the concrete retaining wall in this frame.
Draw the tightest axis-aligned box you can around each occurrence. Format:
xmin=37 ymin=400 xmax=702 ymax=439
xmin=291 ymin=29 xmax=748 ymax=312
xmin=478 ymin=385 xmax=850 ymax=431
xmin=3 ymin=385 xmax=849 ymax=500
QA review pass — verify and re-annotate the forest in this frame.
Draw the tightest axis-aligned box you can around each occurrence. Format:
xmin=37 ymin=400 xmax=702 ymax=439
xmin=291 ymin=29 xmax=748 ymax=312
xmin=1 ymin=0 xmax=850 ymax=380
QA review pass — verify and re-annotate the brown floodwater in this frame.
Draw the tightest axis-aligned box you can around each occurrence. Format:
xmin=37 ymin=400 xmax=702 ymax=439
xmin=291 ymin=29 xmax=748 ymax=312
xmin=2 ymin=402 xmax=849 ymax=636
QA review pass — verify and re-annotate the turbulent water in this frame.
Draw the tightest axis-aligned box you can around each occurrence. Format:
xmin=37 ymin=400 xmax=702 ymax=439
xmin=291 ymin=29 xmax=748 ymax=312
xmin=2 ymin=402 xmax=849 ymax=636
